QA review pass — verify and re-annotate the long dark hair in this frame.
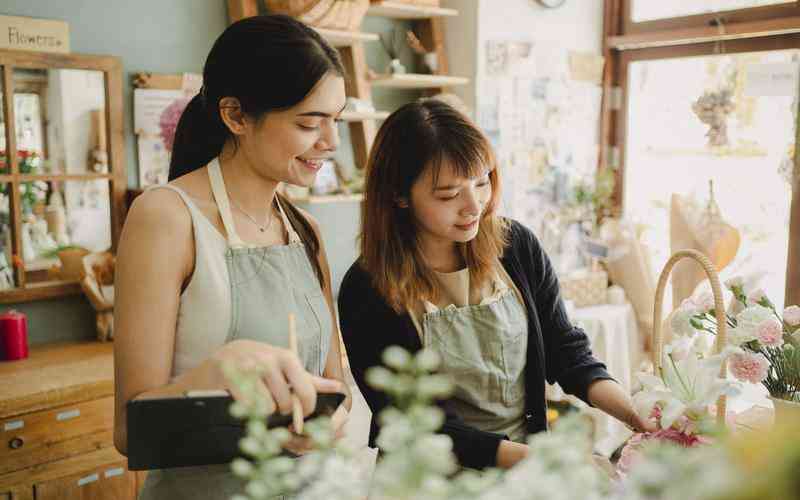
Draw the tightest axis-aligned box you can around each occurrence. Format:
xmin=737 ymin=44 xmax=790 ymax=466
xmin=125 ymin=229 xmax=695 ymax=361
xmin=169 ymin=14 xmax=344 ymax=288
xmin=360 ymin=99 xmax=509 ymax=312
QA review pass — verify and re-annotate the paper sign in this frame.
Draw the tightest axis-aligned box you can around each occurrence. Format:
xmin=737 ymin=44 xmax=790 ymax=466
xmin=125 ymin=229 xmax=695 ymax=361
xmin=133 ymin=88 xmax=185 ymax=134
xmin=569 ymin=51 xmax=605 ymax=85
xmin=0 ymin=15 xmax=69 ymax=54
xmin=744 ymin=62 xmax=799 ymax=97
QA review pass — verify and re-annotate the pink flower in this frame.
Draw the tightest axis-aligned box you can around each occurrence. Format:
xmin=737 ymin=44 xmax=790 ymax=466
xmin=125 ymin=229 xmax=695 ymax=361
xmin=755 ymin=319 xmax=784 ymax=348
xmin=617 ymin=428 xmax=710 ymax=475
xmin=159 ymin=97 xmax=191 ymax=152
xmin=783 ymin=305 xmax=800 ymax=326
xmin=747 ymin=288 xmax=769 ymax=306
xmin=729 ymin=351 xmax=770 ymax=384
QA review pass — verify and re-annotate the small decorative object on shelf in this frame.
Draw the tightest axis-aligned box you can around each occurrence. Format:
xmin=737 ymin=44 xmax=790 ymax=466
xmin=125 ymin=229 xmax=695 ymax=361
xmin=79 ymin=251 xmax=115 ymax=342
xmin=310 ymin=160 xmax=341 ymax=195
xmin=406 ymin=30 xmax=438 ymax=74
xmin=264 ymin=0 xmax=370 ymax=31
xmin=379 ymin=27 xmax=407 ymax=75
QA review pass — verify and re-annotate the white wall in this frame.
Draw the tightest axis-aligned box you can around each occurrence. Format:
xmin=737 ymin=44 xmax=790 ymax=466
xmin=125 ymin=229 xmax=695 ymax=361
xmin=444 ymin=0 xmax=604 ymax=111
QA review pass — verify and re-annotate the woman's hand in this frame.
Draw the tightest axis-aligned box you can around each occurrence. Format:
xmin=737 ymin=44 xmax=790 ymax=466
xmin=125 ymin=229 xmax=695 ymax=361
xmin=283 ymin=403 xmax=349 ymax=456
xmin=624 ymin=408 xmax=659 ymax=433
xmin=212 ymin=339 xmax=343 ymax=418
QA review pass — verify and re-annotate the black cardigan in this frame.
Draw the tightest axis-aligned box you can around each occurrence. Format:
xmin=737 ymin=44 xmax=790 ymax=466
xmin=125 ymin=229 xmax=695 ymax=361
xmin=337 ymin=220 xmax=614 ymax=470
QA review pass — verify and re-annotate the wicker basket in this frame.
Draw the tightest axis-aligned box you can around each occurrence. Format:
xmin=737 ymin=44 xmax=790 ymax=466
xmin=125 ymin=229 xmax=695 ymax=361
xmin=560 ymin=269 xmax=608 ymax=308
xmin=265 ymin=0 xmax=369 ymax=31
xmin=652 ymin=249 xmax=729 ymax=426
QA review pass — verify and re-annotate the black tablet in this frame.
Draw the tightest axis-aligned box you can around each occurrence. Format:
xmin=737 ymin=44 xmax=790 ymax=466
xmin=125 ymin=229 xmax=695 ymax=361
xmin=126 ymin=391 xmax=345 ymax=470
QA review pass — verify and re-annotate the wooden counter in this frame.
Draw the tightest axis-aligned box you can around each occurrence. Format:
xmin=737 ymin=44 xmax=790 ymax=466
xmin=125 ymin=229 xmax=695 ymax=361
xmin=0 ymin=342 xmax=114 ymax=419
xmin=0 ymin=341 xmax=141 ymax=499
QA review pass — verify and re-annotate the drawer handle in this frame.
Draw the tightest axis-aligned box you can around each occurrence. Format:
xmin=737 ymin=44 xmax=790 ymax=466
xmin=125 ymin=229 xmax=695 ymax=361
xmin=8 ymin=437 xmax=24 ymax=450
xmin=77 ymin=473 xmax=99 ymax=486
xmin=56 ymin=409 xmax=81 ymax=421
xmin=3 ymin=420 xmax=23 ymax=431
xmin=105 ymin=467 xmax=124 ymax=478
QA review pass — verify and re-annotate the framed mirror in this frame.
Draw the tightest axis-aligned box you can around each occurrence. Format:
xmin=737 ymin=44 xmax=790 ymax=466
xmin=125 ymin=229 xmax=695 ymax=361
xmin=0 ymin=50 xmax=125 ymax=303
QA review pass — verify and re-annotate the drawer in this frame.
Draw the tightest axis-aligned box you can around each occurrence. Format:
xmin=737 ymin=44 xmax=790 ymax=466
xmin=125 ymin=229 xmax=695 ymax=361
xmin=0 ymin=397 xmax=114 ymax=475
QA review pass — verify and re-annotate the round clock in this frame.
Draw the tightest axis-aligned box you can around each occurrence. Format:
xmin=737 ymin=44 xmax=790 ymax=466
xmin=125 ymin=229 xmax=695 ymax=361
xmin=536 ymin=0 xmax=566 ymax=8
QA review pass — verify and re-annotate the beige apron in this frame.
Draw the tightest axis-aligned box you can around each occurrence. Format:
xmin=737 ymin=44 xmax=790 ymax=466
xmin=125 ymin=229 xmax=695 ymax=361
xmin=139 ymin=159 xmax=331 ymax=499
xmin=420 ymin=271 xmax=529 ymax=443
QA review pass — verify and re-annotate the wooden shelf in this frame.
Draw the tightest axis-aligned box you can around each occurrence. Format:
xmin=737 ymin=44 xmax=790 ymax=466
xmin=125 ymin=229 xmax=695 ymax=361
xmin=370 ymin=73 xmax=469 ymax=88
xmin=292 ymin=194 xmax=363 ymax=204
xmin=367 ymin=1 xmax=458 ymax=19
xmin=314 ymin=28 xmax=379 ymax=47
xmin=339 ymin=110 xmax=390 ymax=121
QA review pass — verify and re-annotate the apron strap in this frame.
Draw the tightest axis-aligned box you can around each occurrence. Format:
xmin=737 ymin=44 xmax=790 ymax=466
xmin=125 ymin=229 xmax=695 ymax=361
xmin=207 ymin=158 xmax=245 ymax=247
xmin=275 ymin=195 xmax=301 ymax=244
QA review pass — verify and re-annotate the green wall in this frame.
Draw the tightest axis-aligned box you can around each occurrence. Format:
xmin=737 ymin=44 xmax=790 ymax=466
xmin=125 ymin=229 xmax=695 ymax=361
xmin=0 ymin=1 xmax=420 ymax=345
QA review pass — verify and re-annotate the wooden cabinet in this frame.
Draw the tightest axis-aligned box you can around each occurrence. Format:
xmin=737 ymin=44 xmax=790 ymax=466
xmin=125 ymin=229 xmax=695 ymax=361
xmin=33 ymin=458 xmax=136 ymax=500
xmin=0 ymin=342 xmax=141 ymax=500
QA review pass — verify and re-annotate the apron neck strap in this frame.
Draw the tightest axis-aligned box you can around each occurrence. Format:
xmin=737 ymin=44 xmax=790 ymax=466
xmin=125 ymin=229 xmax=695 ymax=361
xmin=208 ymin=159 xmax=303 ymax=246
xmin=274 ymin=194 xmax=301 ymax=244
xmin=207 ymin=158 xmax=245 ymax=247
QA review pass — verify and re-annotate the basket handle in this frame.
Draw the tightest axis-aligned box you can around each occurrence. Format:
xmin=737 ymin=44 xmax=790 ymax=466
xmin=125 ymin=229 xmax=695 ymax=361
xmin=652 ymin=249 xmax=728 ymax=426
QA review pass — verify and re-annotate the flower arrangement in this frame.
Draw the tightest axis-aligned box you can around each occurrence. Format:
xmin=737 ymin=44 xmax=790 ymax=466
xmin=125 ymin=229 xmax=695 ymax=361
xmin=673 ymin=278 xmax=800 ymax=403
xmin=620 ymin=332 xmax=740 ymax=473
xmin=222 ymin=341 xmax=800 ymax=500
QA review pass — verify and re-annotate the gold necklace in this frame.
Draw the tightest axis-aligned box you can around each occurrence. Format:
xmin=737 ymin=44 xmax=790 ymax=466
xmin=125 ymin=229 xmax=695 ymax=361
xmin=229 ymin=196 xmax=275 ymax=233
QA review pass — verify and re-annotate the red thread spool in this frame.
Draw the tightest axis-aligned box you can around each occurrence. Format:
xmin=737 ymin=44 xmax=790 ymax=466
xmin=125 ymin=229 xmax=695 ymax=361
xmin=0 ymin=310 xmax=28 ymax=361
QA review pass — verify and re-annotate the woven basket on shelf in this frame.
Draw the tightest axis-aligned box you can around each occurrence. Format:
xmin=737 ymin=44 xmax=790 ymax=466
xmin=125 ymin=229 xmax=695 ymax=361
xmin=561 ymin=269 xmax=608 ymax=308
xmin=652 ymin=249 xmax=729 ymax=426
xmin=265 ymin=0 xmax=369 ymax=31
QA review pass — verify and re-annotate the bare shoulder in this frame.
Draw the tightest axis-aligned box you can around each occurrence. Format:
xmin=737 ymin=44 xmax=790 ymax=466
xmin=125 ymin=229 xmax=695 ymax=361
xmin=125 ymin=187 xmax=192 ymax=236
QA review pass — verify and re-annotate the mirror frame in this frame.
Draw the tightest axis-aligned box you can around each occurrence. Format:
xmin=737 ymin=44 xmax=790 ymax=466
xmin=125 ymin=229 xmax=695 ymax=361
xmin=0 ymin=49 xmax=126 ymax=303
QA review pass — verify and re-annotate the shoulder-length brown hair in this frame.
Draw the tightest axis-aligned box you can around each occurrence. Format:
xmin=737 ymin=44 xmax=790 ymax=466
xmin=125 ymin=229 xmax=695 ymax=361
xmin=360 ymin=99 xmax=509 ymax=312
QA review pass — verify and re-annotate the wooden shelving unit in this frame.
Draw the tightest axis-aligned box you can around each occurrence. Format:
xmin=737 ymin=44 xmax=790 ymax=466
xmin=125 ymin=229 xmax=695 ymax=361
xmin=370 ymin=73 xmax=469 ymax=88
xmin=314 ymin=28 xmax=379 ymax=47
xmin=227 ymin=0 xmax=465 ymax=173
xmin=366 ymin=1 xmax=458 ymax=19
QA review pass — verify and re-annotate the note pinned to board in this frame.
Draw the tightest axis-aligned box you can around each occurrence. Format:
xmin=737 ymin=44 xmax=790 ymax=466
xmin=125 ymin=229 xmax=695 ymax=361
xmin=744 ymin=62 xmax=799 ymax=97
xmin=569 ymin=52 xmax=605 ymax=85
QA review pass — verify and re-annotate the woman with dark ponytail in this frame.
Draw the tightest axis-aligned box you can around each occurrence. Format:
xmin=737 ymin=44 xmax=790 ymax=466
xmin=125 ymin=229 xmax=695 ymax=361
xmin=113 ymin=15 xmax=351 ymax=498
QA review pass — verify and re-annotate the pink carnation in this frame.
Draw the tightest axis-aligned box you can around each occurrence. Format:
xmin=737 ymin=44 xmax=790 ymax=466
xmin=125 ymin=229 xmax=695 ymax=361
xmin=784 ymin=305 xmax=800 ymax=326
xmin=729 ymin=351 xmax=770 ymax=384
xmin=756 ymin=319 xmax=784 ymax=348
xmin=159 ymin=97 xmax=191 ymax=152
xmin=617 ymin=429 xmax=710 ymax=475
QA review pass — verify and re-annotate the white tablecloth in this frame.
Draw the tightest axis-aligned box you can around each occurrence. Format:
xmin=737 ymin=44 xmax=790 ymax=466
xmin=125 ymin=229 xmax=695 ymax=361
xmin=549 ymin=301 xmax=643 ymax=456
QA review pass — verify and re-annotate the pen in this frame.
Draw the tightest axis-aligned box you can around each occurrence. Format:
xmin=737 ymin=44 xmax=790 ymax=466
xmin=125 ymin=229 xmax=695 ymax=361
xmin=288 ymin=313 xmax=303 ymax=434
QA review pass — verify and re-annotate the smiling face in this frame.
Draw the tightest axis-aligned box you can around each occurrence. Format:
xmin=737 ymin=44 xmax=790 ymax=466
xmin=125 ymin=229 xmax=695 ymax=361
xmin=234 ymin=72 xmax=346 ymax=186
xmin=408 ymin=160 xmax=493 ymax=248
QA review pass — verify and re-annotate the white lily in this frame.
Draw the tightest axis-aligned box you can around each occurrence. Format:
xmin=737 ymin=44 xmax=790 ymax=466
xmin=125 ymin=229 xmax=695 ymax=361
xmin=633 ymin=342 xmax=741 ymax=428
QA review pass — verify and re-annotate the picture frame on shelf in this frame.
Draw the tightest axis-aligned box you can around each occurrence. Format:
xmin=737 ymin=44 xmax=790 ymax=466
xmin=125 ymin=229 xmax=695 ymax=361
xmin=310 ymin=160 xmax=341 ymax=196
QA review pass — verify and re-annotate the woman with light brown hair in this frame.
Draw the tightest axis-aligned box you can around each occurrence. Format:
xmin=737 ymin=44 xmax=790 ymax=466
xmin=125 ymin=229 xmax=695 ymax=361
xmin=338 ymin=98 xmax=653 ymax=470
